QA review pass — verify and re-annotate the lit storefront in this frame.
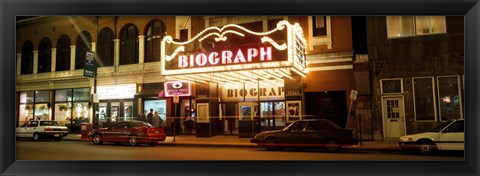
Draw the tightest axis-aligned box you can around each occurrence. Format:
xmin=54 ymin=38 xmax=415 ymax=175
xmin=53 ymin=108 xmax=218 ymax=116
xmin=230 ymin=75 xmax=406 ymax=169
xmin=95 ymin=84 xmax=136 ymax=127
xmin=161 ymin=21 xmax=307 ymax=137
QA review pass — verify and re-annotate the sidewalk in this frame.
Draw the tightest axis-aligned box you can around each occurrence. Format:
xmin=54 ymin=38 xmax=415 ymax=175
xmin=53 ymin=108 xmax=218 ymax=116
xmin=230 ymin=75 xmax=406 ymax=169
xmin=64 ymin=133 xmax=402 ymax=151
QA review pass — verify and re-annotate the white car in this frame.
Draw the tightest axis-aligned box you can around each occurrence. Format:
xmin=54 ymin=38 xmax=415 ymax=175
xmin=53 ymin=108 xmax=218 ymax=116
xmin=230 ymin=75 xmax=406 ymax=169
xmin=398 ymin=119 xmax=464 ymax=155
xmin=16 ymin=120 xmax=69 ymax=141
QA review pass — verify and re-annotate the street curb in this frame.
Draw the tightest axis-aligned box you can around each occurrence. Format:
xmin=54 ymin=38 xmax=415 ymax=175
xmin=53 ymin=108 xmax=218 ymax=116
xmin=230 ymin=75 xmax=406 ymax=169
xmin=63 ymin=138 xmax=403 ymax=151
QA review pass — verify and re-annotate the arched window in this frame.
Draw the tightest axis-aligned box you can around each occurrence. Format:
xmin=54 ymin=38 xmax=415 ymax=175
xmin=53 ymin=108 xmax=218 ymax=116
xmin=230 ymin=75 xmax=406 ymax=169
xmin=120 ymin=24 xmax=139 ymax=65
xmin=145 ymin=20 xmax=166 ymax=63
xmin=75 ymin=31 xmax=92 ymax=70
xmin=56 ymin=35 xmax=71 ymax=71
xmin=38 ymin=38 xmax=52 ymax=73
xmin=97 ymin=27 xmax=114 ymax=67
xmin=20 ymin=40 xmax=34 ymax=75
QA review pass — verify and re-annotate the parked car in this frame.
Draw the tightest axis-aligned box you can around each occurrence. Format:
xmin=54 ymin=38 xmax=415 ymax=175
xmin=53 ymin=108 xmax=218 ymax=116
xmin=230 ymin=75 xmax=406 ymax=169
xmin=250 ymin=119 xmax=358 ymax=152
xmin=88 ymin=120 xmax=166 ymax=146
xmin=398 ymin=119 xmax=464 ymax=155
xmin=16 ymin=120 xmax=69 ymax=141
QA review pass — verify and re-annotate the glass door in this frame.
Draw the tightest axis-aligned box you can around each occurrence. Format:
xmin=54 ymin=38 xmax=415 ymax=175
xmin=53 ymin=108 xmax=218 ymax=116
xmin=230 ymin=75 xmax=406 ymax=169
xmin=260 ymin=102 xmax=273 ymax=130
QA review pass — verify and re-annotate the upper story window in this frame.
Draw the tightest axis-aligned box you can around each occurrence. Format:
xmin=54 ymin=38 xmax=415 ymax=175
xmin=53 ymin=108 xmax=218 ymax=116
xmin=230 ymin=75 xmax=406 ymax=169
xmin=145 ymin=20 xmax=165 ymax=63
xmin=386 ymin=16 xmax=446 ymax=39
xmin=38 ymin=38 xmax=52 ymax=73
xmin=120 ymin=24 xmax=139 ymax=65
xmin=312 ymin=16 xmax=327 ymax=37
xmin=75 ymin=31 xmax=92 ymax=70
xmin=97 ymin=27 xmax=114 ymax=67
xmin=56 ymin=35 xmax=71 ymax=71
xmin=20 ymin=40 xmax=34 ymax=75
xmin=308 ymin=16 xmax=332 ymax=50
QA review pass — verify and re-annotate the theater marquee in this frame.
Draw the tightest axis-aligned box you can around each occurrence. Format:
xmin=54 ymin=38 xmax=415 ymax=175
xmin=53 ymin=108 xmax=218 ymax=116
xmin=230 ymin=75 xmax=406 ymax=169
xmin=161 ymin=21 xmax=307 ymax=85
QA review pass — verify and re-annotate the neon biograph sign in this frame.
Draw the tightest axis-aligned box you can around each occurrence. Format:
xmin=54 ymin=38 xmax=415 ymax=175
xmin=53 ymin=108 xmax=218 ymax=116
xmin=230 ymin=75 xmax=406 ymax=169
xmin=161 ymin=21 xmax=307 ymax=76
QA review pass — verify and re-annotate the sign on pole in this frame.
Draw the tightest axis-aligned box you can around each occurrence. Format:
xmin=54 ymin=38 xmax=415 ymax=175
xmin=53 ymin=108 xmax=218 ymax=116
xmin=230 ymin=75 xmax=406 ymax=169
xmin=346 ymin=90 xmax=358 ymax=128
xmin=84 ymin=52 xmax=96 ymax=77
xmin=350 ymin=90 xmax=358 ymax=101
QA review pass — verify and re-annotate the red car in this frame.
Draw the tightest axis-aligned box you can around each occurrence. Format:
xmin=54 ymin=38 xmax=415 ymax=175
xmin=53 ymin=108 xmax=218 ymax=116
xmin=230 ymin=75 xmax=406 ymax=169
xmin=88 ymin=120 xmax=166 ymax=146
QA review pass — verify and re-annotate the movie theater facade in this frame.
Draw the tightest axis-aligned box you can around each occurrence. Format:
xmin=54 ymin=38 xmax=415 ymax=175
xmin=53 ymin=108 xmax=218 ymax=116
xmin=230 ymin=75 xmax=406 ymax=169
xmin=16 ymin=16 xmax=355 ymax=137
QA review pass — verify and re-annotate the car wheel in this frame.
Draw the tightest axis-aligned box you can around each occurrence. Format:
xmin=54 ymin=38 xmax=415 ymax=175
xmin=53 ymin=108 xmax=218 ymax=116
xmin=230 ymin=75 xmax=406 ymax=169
xmin=264 ymin=137 xmax=280 ymax=151
xmin=32 ymin=133 xmax=40 ymax=141
xmin=325 ymin=139 xmax=339 ymax=152
xmin=92 ymin=134 xmax=103 ymax=145
xmin=54 ymin=137 xmax=62 ymax=141
xmin=128 ymin=136 xmax=138 ymax=146
xmin=417 ymin=140 xmax=436 ymax=155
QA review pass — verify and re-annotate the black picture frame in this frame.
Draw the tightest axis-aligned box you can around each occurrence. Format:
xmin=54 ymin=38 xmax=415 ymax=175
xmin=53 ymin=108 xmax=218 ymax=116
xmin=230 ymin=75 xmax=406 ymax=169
xmin=2 ymin=0 xmax=479 ymax=176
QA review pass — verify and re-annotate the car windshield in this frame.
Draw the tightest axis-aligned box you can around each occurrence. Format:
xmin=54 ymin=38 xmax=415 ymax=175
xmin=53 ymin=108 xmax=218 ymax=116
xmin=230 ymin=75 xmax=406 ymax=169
xmin=429 ymin=121 xmax=453 ymax=132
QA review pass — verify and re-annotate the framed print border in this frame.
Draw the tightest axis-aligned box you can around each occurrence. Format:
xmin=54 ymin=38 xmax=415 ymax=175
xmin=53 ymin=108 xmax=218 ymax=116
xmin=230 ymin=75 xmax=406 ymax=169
xmin=2 ymin=0 xmax=479 ymax=176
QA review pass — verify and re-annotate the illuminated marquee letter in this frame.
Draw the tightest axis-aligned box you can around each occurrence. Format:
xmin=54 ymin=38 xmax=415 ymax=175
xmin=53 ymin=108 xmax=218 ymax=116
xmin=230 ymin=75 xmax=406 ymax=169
xmin=208 ymin=52 xmax=220 ymax=65
xmin=179 ymin=55 xmax=189 ymax=68
xmin=196 ymin=53 xmax=208 ymax=66
xmin=260 ymin=47 xmax=272 ymax=61
xmin=247 ymin=48 xmax=258 ymax=62
xmin=222 ymin=50 xmax=233 ymax=64
xmin=233 ymin=49 xmax=246 ymax=63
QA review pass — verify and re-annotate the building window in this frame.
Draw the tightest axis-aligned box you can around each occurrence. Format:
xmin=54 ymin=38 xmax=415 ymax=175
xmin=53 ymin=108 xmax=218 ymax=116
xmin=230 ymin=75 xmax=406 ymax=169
xmin=34 ymin=90 xmax=50 ymax=121
xmin=380 ymin=78 xmax=403 ymax=94
xmin=437 ymin=76 xmax=462 ymax=121
xmin=56 ymin=35 xmax=71 ymax=71
xmin=413 ymin=77 xmax=436 ymax=121
xmin=415 ymin=16 xmax=447 ymax=35
xmin=54 ymin=88 xmax=90 ymax=127
xmin=312 ymin=16 xmax=327 ymax=36
xmin=386 ymin=16 xmax=446 ymax=39
xmin=97 ymin=28 xmax=114 ymax=67
xmin=75 ymin=31 xmax=92 ymax=70
xmin=145 ymin=20 xmax=165 ymax=63
xmin=120 ymin=24 xmax=139 ymax=65
xmin=20 ymin=40 xmax=34 ymax=75
xmin=38 ymin=38 xmax=52 ymax=73
xmin=19 ymin=92 xmax=34 ymax=125
xmin=179 ymin=29 xmax=188 ymax=42
xmin=307 ymin=16 xmax=332 ymax=50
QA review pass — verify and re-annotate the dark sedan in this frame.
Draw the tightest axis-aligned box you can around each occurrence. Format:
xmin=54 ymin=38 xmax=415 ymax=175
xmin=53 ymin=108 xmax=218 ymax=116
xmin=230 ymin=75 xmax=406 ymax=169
xmin=250 ymin=119 xmax=358 ymax=152
xmin=88 ymin=120 xmax=166 ymax=146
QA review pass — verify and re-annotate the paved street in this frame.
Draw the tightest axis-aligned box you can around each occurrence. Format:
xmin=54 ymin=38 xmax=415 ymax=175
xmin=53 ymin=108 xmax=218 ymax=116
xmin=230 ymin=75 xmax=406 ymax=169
xmin=16 ymin=140 xmax=463 ymax=161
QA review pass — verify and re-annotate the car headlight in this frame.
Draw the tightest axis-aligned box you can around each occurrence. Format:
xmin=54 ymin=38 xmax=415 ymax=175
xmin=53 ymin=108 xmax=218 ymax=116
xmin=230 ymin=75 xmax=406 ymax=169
xmin=399 ymin=136 xmax=413 ymax=142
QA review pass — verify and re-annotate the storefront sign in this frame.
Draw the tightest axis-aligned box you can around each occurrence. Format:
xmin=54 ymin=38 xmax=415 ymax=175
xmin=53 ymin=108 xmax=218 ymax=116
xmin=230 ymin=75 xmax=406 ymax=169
xmin=222 ymin=85 xmax=284 ymax=101
xmin=164 ymin=81 xmax=191 ymax=97
xmin=161 ymin=21 xmax=307 ymax=77
xmin=96 ymin=84 xmax=136 ymax=100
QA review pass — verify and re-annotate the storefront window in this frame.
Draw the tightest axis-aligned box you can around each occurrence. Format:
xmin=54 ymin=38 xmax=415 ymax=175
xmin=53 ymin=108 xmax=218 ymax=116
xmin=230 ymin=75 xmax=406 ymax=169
xmin=54 ymin=103 xmax=71 ymax=126
xmin=35 ymin=90 xmax=50 ymax=103
xmin=437 ymin=76 xmax=462 ymax=121
xmin=34 ymin=103 xmax=49 ymax=120
xmin=20 ymin=92 xmax=34 ymax=103
xmin=413 ymin=77 xmax=436 ymax=121
xmin=72 ymin=102 xmax=89 ymax=123
xmin=55 ymin=89 xmax=73 ymax=102
xmin=73 ymin=88 xmax=90 ymax=101
xmin=19 ymin=104 xmax=33 ymax=125
xmin=145 ymin=100 xmax=167 ymax=121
